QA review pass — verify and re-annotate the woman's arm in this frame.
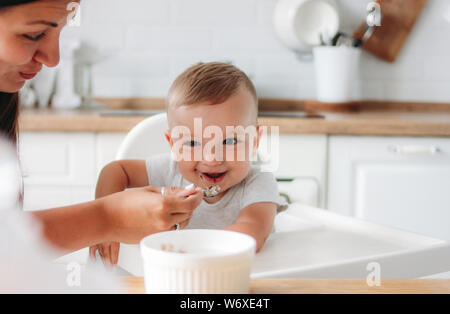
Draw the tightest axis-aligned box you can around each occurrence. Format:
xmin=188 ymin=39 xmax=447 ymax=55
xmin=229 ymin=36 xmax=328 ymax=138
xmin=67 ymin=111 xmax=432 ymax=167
xmin=32 ymin=199 xmax=111 ymax=253
xmin=32 ymin=185 xmax=203 ymax=253
xmin=32 ymin=160 xmax=150 ymax=252
xmin=223 ymin=202 xmax=277 ymax=252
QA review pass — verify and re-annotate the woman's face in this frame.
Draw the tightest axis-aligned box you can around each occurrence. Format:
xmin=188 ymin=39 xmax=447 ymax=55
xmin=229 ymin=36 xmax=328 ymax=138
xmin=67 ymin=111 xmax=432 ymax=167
xmin=0 ymin=0 xmax=77 ymax=92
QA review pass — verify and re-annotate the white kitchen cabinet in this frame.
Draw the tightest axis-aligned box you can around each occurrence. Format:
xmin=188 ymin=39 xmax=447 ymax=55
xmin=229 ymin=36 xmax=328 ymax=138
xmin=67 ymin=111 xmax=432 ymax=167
xmin=327 ymin=136 xmax=450 ymax=242
xmin=19 ymin=132 xmax=126 ymax=211
xmin=19 ymin=132 xmax=97 ymax=211
xmin=259 ymin=134 xmax=328 ymax=207
xmin=95 ymin=133 xmax=127 ymax=176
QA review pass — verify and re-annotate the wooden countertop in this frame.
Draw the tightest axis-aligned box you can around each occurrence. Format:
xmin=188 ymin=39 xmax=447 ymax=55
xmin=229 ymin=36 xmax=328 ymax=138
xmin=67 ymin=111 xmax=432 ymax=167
xmin=120 ymin=277 xmax=450 ymax=294
xmin=18 ymin=100 xmax=450 ymax=136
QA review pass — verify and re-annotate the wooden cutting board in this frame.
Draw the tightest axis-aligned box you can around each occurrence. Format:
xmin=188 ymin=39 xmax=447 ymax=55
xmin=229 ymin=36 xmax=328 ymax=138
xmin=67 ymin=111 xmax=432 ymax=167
xmin=353 ymin=0 xmax=427 ymax=62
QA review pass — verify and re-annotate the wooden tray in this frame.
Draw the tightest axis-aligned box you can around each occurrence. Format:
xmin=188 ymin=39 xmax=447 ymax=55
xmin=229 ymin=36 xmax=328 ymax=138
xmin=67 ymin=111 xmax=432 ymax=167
xmin=252 ymin=204 xmax=450 ymax=279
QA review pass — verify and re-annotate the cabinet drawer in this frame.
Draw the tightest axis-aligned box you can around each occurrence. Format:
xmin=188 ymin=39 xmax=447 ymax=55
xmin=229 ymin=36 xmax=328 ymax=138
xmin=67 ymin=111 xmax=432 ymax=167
xmin=275 ymin=135 xmax=327 ymax=180
xmin=328 ymin=136 xmax=450 ymax=241
xmin=23 ymin=186 xmax=95 ymax=211
xmin=96 ymin=133 xmax=126 ymax=176
xmin=19 ymin=133 xmax=96 ymax=186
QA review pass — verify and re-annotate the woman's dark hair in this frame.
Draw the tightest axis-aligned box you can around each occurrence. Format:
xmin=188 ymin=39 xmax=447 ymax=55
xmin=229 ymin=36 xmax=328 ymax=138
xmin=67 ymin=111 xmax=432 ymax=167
xmin=0 ymin=0 xmax=38 ymax=207
xmin=0 ymin=1 xmax=37 ymax=144
xmin=0 ymin=92 xmax=19 ymax=144
xmin=0 ymin=1 xmax=37 ymax=8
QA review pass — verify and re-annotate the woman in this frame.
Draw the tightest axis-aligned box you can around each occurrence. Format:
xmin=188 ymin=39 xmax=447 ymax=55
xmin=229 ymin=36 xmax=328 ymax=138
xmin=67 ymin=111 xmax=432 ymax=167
xmin=0 ymin=0 xmax=202 ymax=253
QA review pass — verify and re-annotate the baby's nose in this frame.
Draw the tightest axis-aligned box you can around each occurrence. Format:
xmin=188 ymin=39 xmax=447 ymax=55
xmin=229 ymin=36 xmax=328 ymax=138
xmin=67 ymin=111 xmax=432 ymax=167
xmin=202 ymin=148 xmax=224 ymax=164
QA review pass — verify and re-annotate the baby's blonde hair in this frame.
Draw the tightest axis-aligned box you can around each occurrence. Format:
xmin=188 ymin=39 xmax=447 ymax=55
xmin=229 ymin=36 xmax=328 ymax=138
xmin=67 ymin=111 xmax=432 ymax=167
xmin=166 ymin=62 xmax=258 ymax=117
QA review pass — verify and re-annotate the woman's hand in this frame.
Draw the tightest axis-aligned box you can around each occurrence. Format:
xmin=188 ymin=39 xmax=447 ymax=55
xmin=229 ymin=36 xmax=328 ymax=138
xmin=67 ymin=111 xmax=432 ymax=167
xmin=99 ymin=185 xmax=203 ymax=244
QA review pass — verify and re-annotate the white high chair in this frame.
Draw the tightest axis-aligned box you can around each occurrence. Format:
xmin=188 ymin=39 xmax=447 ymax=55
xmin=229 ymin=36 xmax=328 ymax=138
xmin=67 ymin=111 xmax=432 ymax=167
xmin=113 ymin=113 xmax=450 ymax=279
xmin=115 ymin=113 xmax=171 ymax=275
xmin=116 ymin=112 xmax=170 ymax=160
xmin=114 ymin=112 xmax=288 ymax=275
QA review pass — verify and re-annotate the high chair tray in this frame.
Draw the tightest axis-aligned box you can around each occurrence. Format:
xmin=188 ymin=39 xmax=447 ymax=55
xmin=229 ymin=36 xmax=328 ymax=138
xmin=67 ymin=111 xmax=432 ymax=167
xmin=253 ymin=204 xmax=450 ymax=278
xmin=112 ymin=203 xmax=450 ymax=278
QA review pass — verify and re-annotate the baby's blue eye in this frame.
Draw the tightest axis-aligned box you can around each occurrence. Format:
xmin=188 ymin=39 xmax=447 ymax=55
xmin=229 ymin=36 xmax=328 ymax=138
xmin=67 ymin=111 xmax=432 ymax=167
xmin=184 ymin=140 xmax=201 ymax=147
xmin=223 ymin=138 xmax=238 ymax=145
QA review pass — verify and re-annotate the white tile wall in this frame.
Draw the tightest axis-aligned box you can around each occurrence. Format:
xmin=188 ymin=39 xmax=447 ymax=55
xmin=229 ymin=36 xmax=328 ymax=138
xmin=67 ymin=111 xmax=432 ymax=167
xmin=61 ymin=0 xmax=450 ymax=102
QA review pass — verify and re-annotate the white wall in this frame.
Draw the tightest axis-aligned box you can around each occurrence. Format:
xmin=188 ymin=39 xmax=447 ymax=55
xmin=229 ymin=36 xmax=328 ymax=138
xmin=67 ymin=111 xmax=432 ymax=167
xmin=62 ymin=0 xmax=450 ymax=102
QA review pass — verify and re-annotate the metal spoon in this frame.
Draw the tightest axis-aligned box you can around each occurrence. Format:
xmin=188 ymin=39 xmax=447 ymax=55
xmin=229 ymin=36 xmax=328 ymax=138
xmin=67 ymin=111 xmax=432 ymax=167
xmin=202 ymin=185 xmax=221 ymax=198
xmin=185 ymin=184 xmax=221 ymax=198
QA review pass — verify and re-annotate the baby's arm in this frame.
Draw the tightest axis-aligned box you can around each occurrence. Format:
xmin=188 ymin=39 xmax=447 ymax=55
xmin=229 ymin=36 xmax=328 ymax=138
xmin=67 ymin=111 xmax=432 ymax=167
xmin=223 ymin=202 xmax=277 ymax=252
xmin=91 ymin=160 xmax=148 ymax=267
xmin=96 ymin=160 xmax=149 ymax=198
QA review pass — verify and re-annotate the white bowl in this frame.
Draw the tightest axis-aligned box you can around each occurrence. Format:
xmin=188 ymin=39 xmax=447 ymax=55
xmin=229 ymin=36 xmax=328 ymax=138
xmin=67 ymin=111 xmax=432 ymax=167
xmin=140 ymin=229 xmax=256 ymax=294
xmin=274 ymin=0 xmax=340 ymax=52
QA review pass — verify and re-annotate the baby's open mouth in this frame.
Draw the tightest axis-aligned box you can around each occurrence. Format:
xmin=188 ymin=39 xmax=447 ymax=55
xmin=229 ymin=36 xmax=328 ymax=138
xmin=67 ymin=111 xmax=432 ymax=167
xmin=201 ymin=172 xmax=227 ymax=183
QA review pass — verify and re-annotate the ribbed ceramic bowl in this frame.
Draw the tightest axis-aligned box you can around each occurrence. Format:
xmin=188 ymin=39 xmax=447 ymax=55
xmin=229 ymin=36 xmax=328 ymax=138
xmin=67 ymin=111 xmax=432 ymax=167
xmin=140 ymin=229 xmax=256 ymax=294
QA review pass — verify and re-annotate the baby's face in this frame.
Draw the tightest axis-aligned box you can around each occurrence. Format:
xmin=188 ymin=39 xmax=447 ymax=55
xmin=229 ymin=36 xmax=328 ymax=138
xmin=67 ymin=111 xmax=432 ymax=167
xmin=166 ymin=88 xmax=260 ymax=202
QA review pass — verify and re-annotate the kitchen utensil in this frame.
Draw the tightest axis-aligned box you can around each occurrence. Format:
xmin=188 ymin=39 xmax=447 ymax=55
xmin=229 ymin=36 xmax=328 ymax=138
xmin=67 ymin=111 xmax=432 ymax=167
xmin=331 ymin=32 xmax=354 ymax=47
xmin=353 ymin=0 xmax=427 ymax=62
xmin=32 ymin=66 xmax=57 ymax=108
xmin=74 ymin=43 xmax=116 ymax=109
xmin=274 ymin=0 xmax=340 ymax=56
xmin=140 ymin=229 xmax=256 ymax=294
xmin=353 ymin=24 xmax=376 ymax=48
xmin=52 ymin=40 xmax=81 ymax=109
xmin=352 ymin=1 xmax=382 ymax=48
xmin=18 ymin=81 xmax=37 ymax=108
xmin=184 ymin=183 xmax=221 ymax=198
xmin=313 ymin=46 xmax=361 ymax=103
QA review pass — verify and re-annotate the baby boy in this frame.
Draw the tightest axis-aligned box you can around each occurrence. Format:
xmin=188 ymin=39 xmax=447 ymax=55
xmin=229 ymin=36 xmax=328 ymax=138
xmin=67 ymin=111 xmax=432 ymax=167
xmin=90 ymin=62 xmax=287 ymax=267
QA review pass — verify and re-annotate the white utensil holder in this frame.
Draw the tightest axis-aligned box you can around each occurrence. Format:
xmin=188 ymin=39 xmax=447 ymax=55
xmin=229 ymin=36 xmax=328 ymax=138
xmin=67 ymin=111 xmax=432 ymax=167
xmin=313 ymin=46 xmax=361 ymax=103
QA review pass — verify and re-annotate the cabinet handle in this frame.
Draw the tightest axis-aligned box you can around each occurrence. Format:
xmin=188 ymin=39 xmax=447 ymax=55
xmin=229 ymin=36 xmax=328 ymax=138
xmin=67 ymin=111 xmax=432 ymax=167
xmin=388 ymin=145 xmax=440 ymax=155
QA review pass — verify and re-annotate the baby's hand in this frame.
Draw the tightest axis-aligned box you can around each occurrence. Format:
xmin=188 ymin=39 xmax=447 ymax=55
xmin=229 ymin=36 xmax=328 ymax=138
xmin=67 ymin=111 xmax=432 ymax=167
xmin=89 ymin=242 xmax=120 ymax=270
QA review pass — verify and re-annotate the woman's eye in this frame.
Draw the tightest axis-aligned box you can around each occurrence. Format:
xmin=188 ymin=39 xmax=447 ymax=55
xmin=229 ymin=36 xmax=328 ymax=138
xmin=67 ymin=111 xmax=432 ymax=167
xmin=24 ymin=33 xmax=46 ymax=41
xmin=223 ymin=138 xmax=238 ymax=145
xmin=184 ymin=140 xmax=201 ymax=147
